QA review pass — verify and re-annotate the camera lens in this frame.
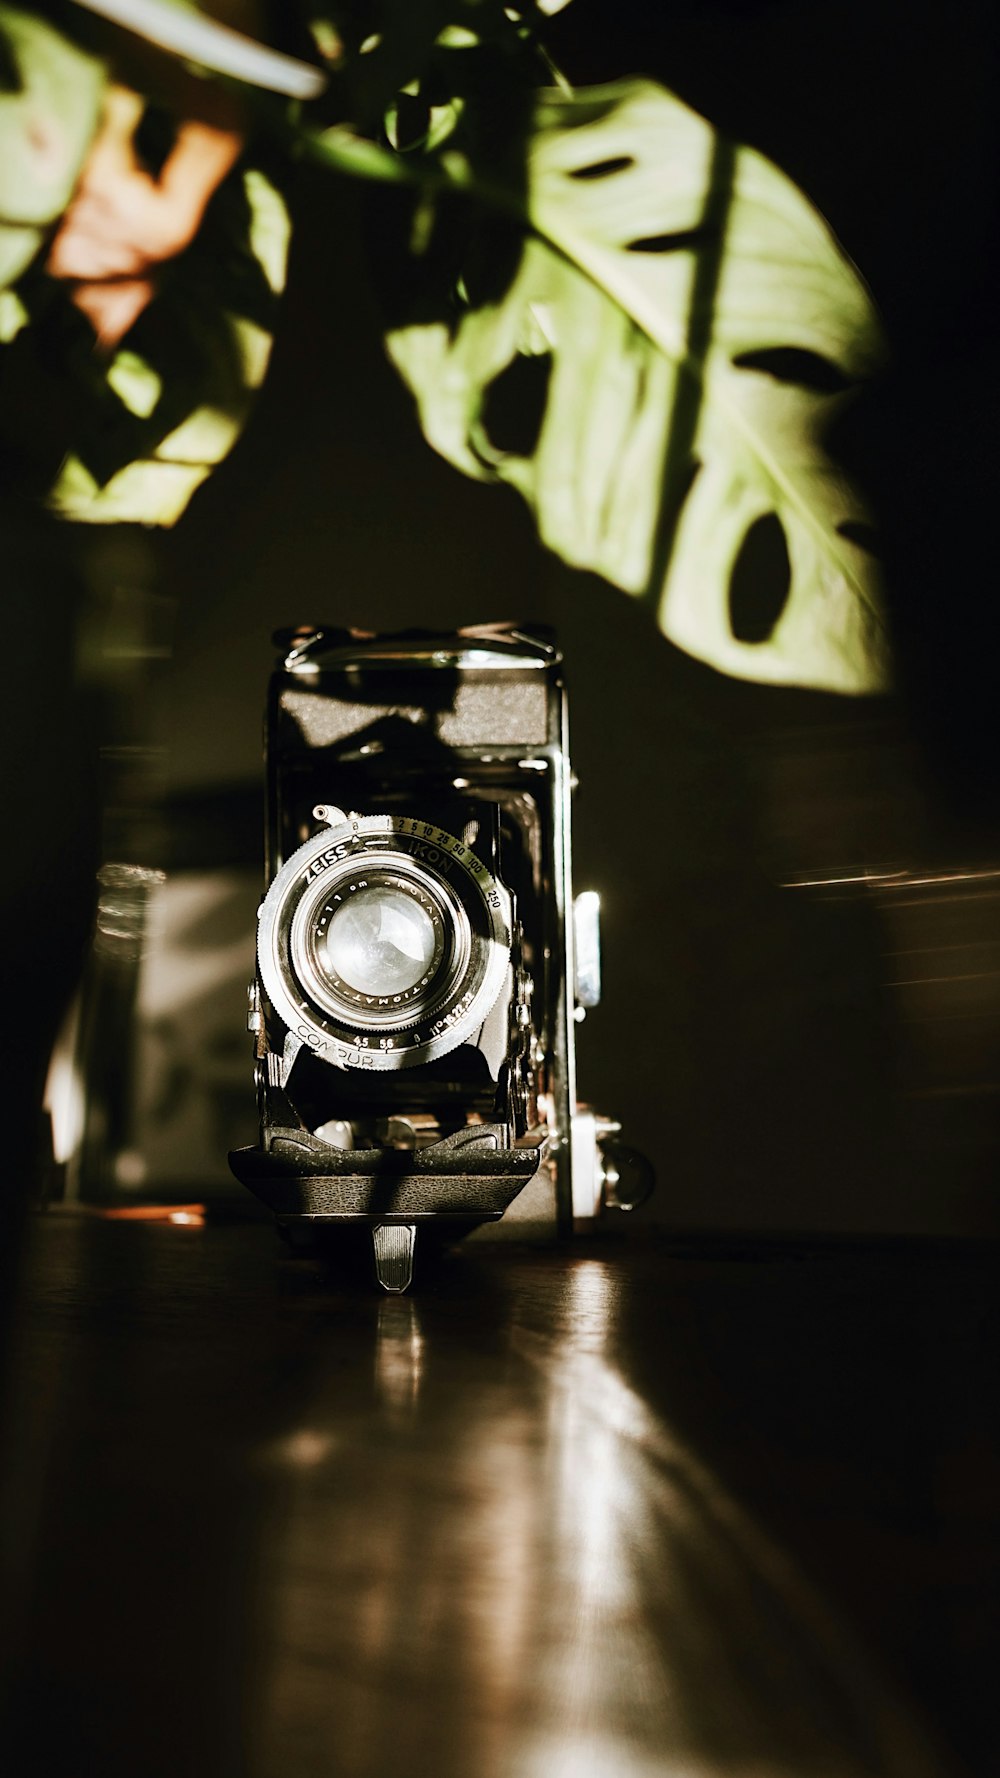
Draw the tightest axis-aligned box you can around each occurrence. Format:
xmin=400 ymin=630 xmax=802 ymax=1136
xmin=259 ymin=814 xmax=511 ymax=1069
xmin=322 ymin=884 xmax=439 ymax=998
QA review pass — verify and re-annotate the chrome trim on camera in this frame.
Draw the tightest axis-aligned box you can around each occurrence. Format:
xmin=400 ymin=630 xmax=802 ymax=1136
xmin=573 ymin=891 xmax=602 ymax=1010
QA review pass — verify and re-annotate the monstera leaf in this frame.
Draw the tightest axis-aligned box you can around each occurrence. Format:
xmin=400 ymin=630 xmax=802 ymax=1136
xmin=2 ymin=2 xmax=887 ymax=692
xmin=384 ymin=81 xmax=888 ymax=693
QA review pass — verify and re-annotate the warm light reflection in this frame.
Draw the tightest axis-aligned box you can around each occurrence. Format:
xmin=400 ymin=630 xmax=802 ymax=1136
xmin=92 ymin=1202 xmax=206 ymax=1223
xmin=374 ymin=1299 xmax=425 ymax=1419
xmin=789 ymin=865 xmax=1000 ymax=890
xmin=254 ymin=1256 xmax=944 ymax=1778
xmin=273 ymin=1430 xmax=337 ymax=1470
xmin=42 ymin=1003 xmax=84 ymax=1164
xmin=545 ymin=1263 xmax=637 ymax=1615
xmin=253 ymin=1428 xmax=340 ymax=1475
xmin=518 ymin=1731 xmax=706 ymax=1778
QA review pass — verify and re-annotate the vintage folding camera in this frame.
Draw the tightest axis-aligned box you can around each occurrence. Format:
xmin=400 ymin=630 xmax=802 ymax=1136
xmin=229 ymin=623 xmax=650 ymax=1290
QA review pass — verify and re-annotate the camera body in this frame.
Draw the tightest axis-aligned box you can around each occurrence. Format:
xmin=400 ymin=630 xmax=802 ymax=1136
xmin=229 ymin=623 xmax=648 ymax=1289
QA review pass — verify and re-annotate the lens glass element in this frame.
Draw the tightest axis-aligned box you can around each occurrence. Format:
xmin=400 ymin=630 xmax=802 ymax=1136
xmin=322 ymin=885 xmax=438 ymax=998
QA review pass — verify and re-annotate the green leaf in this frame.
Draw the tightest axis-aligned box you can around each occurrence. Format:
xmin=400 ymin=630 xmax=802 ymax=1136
xmin=385 ymin=79 xmax=889 ymax=694
xmin=0 ymin=5 xmax=105 ymax=289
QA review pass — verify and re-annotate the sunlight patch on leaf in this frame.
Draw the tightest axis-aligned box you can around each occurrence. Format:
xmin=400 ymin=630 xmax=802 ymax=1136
xmin=155 ymin=403 xmax=241 ymax=466
xmin=435 ymin=26 xmax=480 ymax=48
xmin=50 ymin=453 xmax=213 ymax=526
xmin=245 ymin=167 xmax=292 ymax=295
xmin=106 ymin=350 xmax=162 ymax=418
xmin=0 ymin=5 xmax=104 ymax=288
xmin=0 ymin=286 xmax=27 ymax=341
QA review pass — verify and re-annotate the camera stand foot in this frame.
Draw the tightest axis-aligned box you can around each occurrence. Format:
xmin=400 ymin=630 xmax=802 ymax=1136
xmin=372 ymin=1222 xmax=417 ymax=1295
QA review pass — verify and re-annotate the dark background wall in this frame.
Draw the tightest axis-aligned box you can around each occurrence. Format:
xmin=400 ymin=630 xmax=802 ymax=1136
xmin=24 ymin=0 xmax=1000 ymax=1234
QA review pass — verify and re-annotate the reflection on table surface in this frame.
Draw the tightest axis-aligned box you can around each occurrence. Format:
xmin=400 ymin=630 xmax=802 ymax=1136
xmin=2 ymin=1216 xmax=995 ymax=1778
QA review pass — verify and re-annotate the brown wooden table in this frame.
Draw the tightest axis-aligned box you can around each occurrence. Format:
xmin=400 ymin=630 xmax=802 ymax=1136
xmin=1 ymin=1215 xmax=996 ymax=1778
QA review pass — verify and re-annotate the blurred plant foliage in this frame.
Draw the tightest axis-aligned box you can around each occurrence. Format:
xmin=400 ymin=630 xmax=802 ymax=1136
xmin=1 ymin=0 xmax=888 ymax=692
xmin=0 ymin=5 xmax=103 ymax=289
xmin=0 ymin=2 xmax=289 ymax=524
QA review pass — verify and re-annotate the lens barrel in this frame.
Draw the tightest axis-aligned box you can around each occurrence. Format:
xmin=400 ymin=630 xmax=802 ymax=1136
xmin=257 ymin=814 xmax=512 ymax=1070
